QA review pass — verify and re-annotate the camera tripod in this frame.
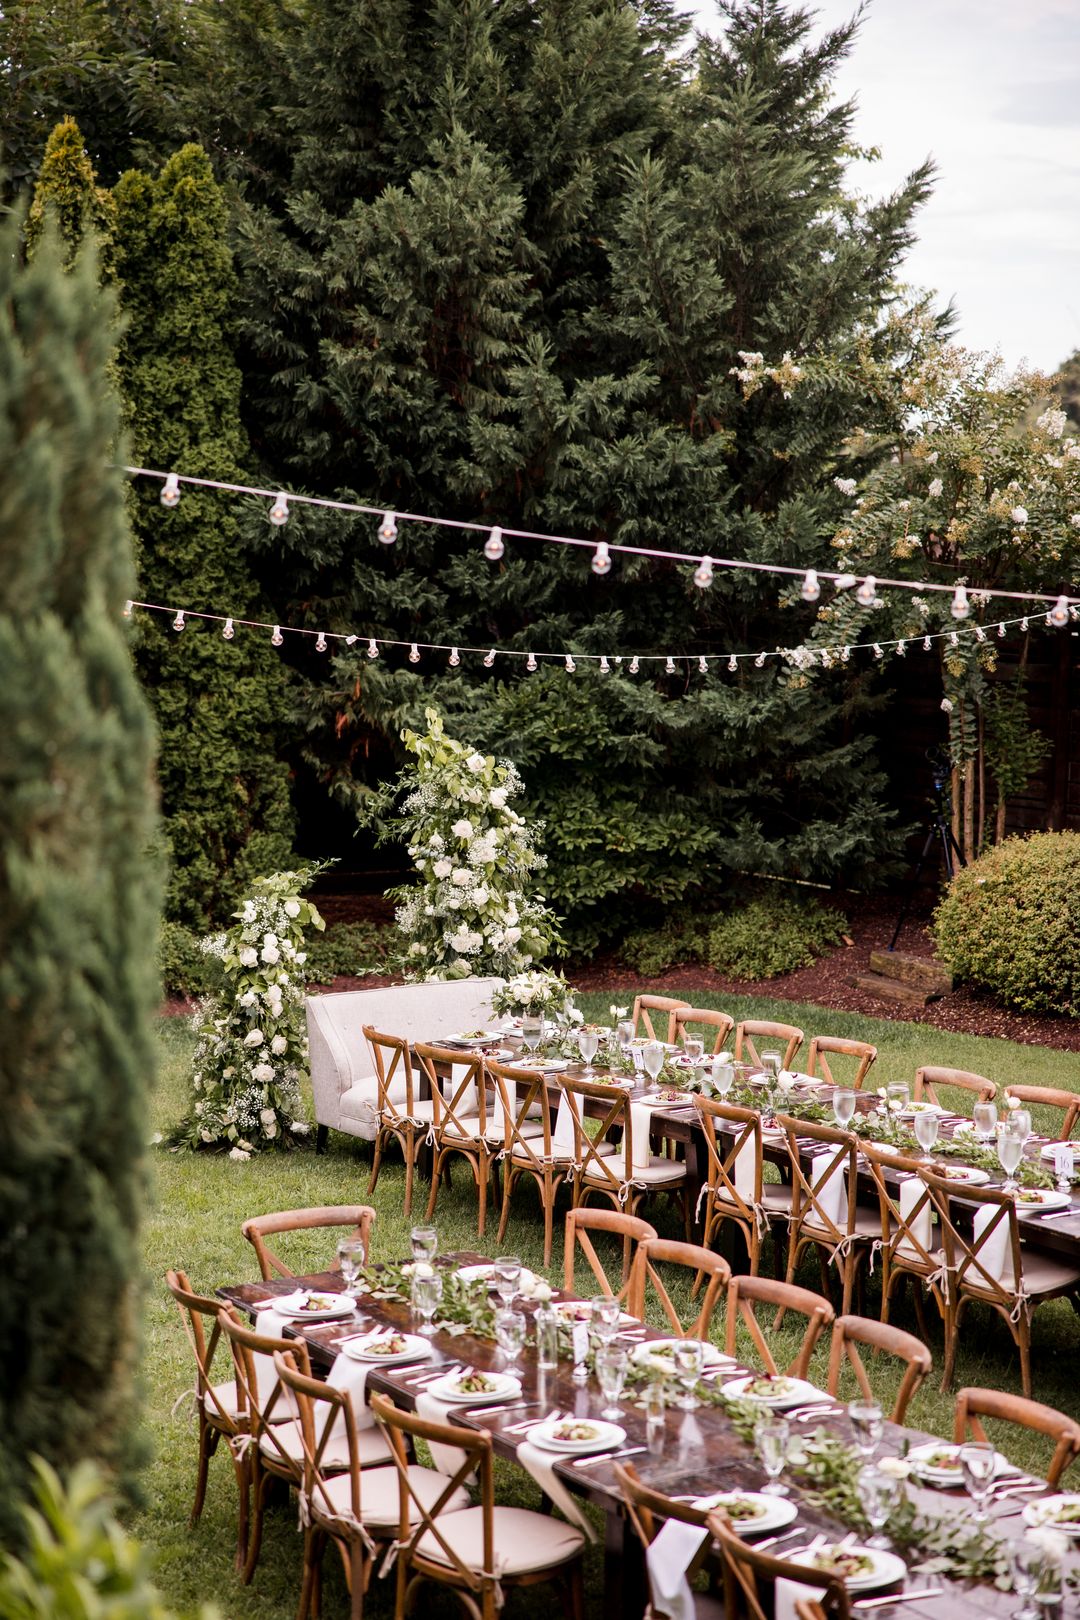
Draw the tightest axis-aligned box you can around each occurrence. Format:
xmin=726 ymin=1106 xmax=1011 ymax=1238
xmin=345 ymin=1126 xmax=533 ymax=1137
xmin=888 ymin=770 xmax=966 ymax=952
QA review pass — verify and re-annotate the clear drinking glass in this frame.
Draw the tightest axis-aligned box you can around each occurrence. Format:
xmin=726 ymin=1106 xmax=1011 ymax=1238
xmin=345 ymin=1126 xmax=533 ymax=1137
xmin=644 ymin=1378 xmax=667 ymax=1445
xmin=494 ymin=1255 xmax=522 ymax=1307
xmin=595 ymin=1345 xmax=628 ymax=1419
xmin=1011 ymin=1108 xmax=1033 ymax=1146
xmin=683 ymin=1036 xmax=705 ymax=1067
xmin=617 ymin=1019 xmax=636 ymax=1054
xmin=411 ymin=1267 xmax=442 ymax=1334
xmin=534 ymin=1303 xmax=560 ymax=1370
xmin=578 ymin=1028 xmax=600 ymax=1076
xmin=672 ymin=1338 xmax=704 ymax=1410
xmin=590 ymin=1294 xmax=621 ymax=1346
xmin=494 ymin=1307 xmax=526 ymax=1363
xmin=973 ymin=1101 xmax=998 ymax=1145
xmin=848 ymin=1400 xmax=884 ymax=1458
xmin=960 ymin=1440 xmax=996 ymax=1525
xmin=337 ymin=1237 xmax=366 ymax=1298
xmin=914 ymin=1110 xmax=939 ymax=1160
xmin=643 ymin=1041 xmax=665 ymax=1087
xmin=757 ymin=1418 xmax=790 ymax=1495
xmin=886 ymin=1082 xmax=910 ymax=1115
xmin=761 ymin=1052 xmax=782 ymax=1080
xmin=410 ymin=1225 xmax=438 ymax=1264
xmin=833 ymin=1088 xmax=857 ymax=1128
xmin=1013 ymin=1542 xmax=1043 ymax=1620
xmin=521 ymin=1015 xmax=543 ymax=1055
xmin=997 ymin=1125 xmax=1024 ymax=1193
xmin=858 ymin=1464 xmax=896 ymax=1547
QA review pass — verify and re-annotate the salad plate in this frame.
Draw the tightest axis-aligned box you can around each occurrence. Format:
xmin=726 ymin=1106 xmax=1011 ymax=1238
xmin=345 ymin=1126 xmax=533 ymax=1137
xmin=789 ymin=1543 xmax=907 ymax=1592
xmin=696 ymin=1490 xmax=797 ymax=1534
xmin=526 ymin=1417 xmax=626 ymax=1454
xmin=932 ymin=1164 xmax=990 ymax=1186
xmin=1023 ymin=1494 xmax=1080 ymax=1532
xmin=272 ymin=1290 xmax=357 ymax=1321
xmin=1014 ymin=1187 xmax=1072 ymax=1211
xmin=555 ymin=1300 xmax=639 ymax=1328
xmin=722 ymin=1373 xmax=826 ymax=1409
xmin=340 ymin=1330 xmax=431 ymax=1366
xmin=906 ymin=1441 xmax=1010 ymax=1483
xmin=631 ymin=1337 xmax=729 ymax=1372
xmin=426 ymin=1368 xmax=522 ymax=1405
xmin=899 ymin=1101 xmax=947 ymax=1118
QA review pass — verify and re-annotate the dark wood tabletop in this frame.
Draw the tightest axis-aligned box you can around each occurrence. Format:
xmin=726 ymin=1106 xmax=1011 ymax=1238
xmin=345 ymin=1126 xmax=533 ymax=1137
xmin=219 ymin=1255 xmax=1078 ymax=1620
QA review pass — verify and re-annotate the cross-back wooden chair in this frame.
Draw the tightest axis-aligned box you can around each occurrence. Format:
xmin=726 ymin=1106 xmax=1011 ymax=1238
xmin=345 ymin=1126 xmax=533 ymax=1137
xmin=363 ymin=1025 xmax=431 ymax=1216
xmin=165 ymin=1270 xmax=251 ymax=1566
xmin=413 ymin=1042 xmax=496 ymax=1236
xmin=369 ymin=1392 xmax=587 ymax=1620
xmin=489 ymin=1058 xmax=573 ymax=1267
xmin=561 ymin=1073 xmax=691 ymax=1236
xmin=913 ymin=1065 xmax=996 ymax=1108
xmin=693 ymin=1096 xmax=791 ymax=1277
xmin=953 ymin=1386 xmax=1080 ymax=1489
xmin=632 ymin=994 xmax=691 ymax=1044
xmin=274 ymin=1351 xmax=471 ymax=1620
xmin=613 ymin=1464 xmax=724 ymax=1620
xmin=563 ymin=1206 xmax=657 ymax=1302
xmin=775 ymin=1115 xmax=879 ymax=1321
xmin=734 ymin=1019 xmax=804 ymax=1071
xmin=825 ymin=1313 xmax=931 ymax=1424
xmin=1003 ymin=1084 xmax=1080 ymax=1141
xmin=922 ymin=1169 xmax=1080 ymax=1396
xmin=806 ymin=1035 xmax=878 ymax=1091
xmin=724 ymin=1273 xmax=834 ymax=1379
xmin=627 ymin=1238 xmax=731 ymax=1340
xmin=861 ymin=1147 xmax=951 ymax=1350
xmin=673 ymin=1007 xmax=735 ymax=1057
xmin=241 ymin=1206 xmax=376 ymax=1282
xmin=709 ymin=1511 xmax=851 ymax=1620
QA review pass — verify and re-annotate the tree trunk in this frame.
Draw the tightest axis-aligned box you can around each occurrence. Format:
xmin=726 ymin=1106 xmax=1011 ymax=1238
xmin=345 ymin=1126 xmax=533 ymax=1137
xmin=963 ymin=758 xmax=976 ymax=863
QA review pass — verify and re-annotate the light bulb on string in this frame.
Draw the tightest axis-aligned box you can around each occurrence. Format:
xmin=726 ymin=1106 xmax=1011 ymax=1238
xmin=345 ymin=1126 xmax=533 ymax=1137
xmin=160 ymin=473 xmax=181 ymax=508
xmin=629 ymin=656 xmax=639 ymax=674
xmin=698 ymin=655 xmax=708 ymax=673
xmin=997 ymin=623 xmax=1006 ymax=637
xmin=949 ymin=631 xmax=959 ymax=647
xmin=483 ymin=648 xmax=496 ymax=667
xmin=855 ymin=575 xmax=876 ymax=607
xmin=801 ymin=569 xmax=821 ymax=602
xmin=873 ymin=643 xmax=884 ymax=659
xmin=951 ymin=583 xmax=969 ymax=620
xmin=834 ymin=573 xmax=857 ymax=590
xmin=172 ymin=610 xmax=185 ymax=632
xmin=599 ymin=655 xmax=610 ymax=673
xmin=378 ymin=511 xmax=398 ymax=544
xmin=122 ymin=600 xmax=133 ymax=617
xmin=223 ymin=618 xmax=234 ymax=640
xmin=923 ymin=636 xmax=932 ymax=651
xmin=728 ymin=654 xmax=738 ymax=672
xmin=841 ymin=646 xmax=851 ymax=663
xmin=484 ymin=526 xmax=504 ymax=561
xmin=271 ymin=624 xmax=284 ymax=646
xmin=693 ymin=556 xmax=714 ymax=589
xmin=665 ymin=656 xmax=676 ymax=674
xmin=975 ymin=626 xmax=985 ymax=642
xmin=526 ymin=652 xmax=537 ymax=672
xmin=345 ymin=634 xmax=358 ymax=645
xmin=316 ymin=632 xmax=327 ymax=652
xmin=409 ymin=643 xmax=420 ymax=663
xmin=1050 ymin=595 xmax=1070 ymax=627
xmin=897 ymin=640 xmax=906 ymax=656
xmin=448 ymin=647 xmax=460 ymax=667
xmin=1021 ymin=617 xmax=1029 ymax=632
xmin=591 ymin=542 xmax=612 ymax=576
xmin=367 ymin=638 xmax=379 ymax=659
xmin=268 ymin=492 xmax=289 ymax=527
xmin=565 ymin=654 xmax=576 ymax=672
xmin=755 ymin=651 xmax=766 ymax=668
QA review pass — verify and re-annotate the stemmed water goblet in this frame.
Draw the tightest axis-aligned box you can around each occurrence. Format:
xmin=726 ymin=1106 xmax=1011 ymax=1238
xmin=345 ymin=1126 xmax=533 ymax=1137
xmin=757 ymin=1418 xmax=790 ymax=1495
xmin=590 ymin=1294 xmax=621 ymax=1347
xmin=913 ymin=1109 xmax=939 ymax=1161
xmin=1013 ymin=1542 xmax=1044 ymax=1620
xmin=997 ymin=1120 xmax=1025 ymax=1194
xmin=1010 ymin=1107 xmax=1033 ymax=1149
xmin=595 ymin=1345 xmax=628 ymax=1419
xmin=960 ymin=1440 xmax=996 ymax=1526
xmin=521 ymin=1015 xmax=544 ymax=1057
xmin=494 ymin=1307 xmax=526 ymax=1363
xmin=672 ymin=1338 xmax=704 ymax=1410
xmin=847 ymin=1400 xmax=883 ymax=1459
xmin=337 ymin=1236 xmax=367 ymax=1300
xmin=858 ymin=1464 xmax=896 ymax=1547
xmin=711 ymin=1057 xmax=735 ymax=1099
xmin=642 ymin=1040 xmax=665 ymax=1091
xmin=832 ymin=1088 xmax=857 ymax=1129
xmin=683 ymin=1035 xmax=705 ymax=1068
xmin=616 ymin=1019 xmax=635 ymax=1056
xmin=973 ymin=1100 xmax=998 ymax=1146
xmin=885 ymin=1082 xmax=910 ymax=1116
xmin=494 ymin=1255 xmax=522 ymax=1308
xmin=578 ymin=1027 xmax=600 ymax=1076
xmin=411 ymin=1267 xmax=443 ymax=1335
xmin=410 ymin=1225 xmax=438 ymax=1264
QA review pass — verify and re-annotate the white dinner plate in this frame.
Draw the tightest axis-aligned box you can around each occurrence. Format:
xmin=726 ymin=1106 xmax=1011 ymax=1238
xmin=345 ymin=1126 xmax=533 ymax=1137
xmin=906 ymin=1442 xmax=1010 ymax=1483
xmin=932 ymin=1164 xmax=991 ymax=1186
xmin=555 ymin=1300 xmax=639 ymax=1328
xmin=722 ymin=1374 xmax=827 ymax=1410
xmin=456 ymin=1264 xmax=495 ymax=1283
xmin=272 ymin=1291 xmax=357 ymax=1321
xmin=426 ymin=1369 xmax=522 ymax=1405
xmin=788 ymin=1544 xmax=908 ymax=1593
xmin=1023 ymin=1494 xmax=1080 ymax=1532
xmin=526 ymin=1417 xmax=626 ymax=1454
xmin=631 ymin=1338 xmax=730 ymax=1372
xmin=340 ymin=1331 xmax=432 ymax=1366
xmin=539 ymin=1058 xmax=572 ymax=1072
xmin=451 ymin=1031 xmax=502 ymax=1046
xmin=1014 ymin=1187 xmax=1072 ymax=1212
xmin=899 ymin=1102 xmax=946 ymax=1118
xmin=695 ymin=1490 xmax=798 ymax=1534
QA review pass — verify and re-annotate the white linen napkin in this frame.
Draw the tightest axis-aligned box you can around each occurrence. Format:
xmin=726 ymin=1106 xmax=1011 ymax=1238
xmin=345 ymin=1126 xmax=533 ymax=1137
xmin=485 ymin=1079 xmax=516 ymax=1144
xmin=774 ymin=1575 xmax=825 ymax=1620
xmin=810 ymin=1148 xmax=849 ymax=1228
xmin=414 ymin=1388 xmax=479 ymax=1479
xmin=897 ymin=1175 xmax=932 ymax=1257
xmin=645 ymin=1519 xmax=709 ymax=1620
xmin=250 ymin=1307 xmax=302 ymax=1418
xmin=553 ymin=1092 xmax=576 ymax=1156
xmin=515 ymin=1439 xmax=596 ymax=1538
xmin=972 ymin=1202 xmax=1015 ymax=1288
xmin=324 ymin=1344 xmax=401 ymax=1439
xmin=629 ymin=1100 xmax=654 ymax=1171
xmin=726 ymin=1130 xmax=756 ymax=1199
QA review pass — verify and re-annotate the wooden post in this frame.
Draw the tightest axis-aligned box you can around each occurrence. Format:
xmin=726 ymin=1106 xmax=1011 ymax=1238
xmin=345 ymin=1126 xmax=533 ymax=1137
xmin=1049 ymin=632 xmax=1071 ymax=830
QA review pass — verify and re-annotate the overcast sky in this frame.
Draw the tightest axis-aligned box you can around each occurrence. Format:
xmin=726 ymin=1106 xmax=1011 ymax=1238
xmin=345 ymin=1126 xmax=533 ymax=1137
xmin=687 ymin=0 xmax=1080 ymax=375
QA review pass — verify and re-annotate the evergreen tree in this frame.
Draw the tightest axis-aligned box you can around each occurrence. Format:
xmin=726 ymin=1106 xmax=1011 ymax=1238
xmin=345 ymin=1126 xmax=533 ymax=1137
xmin=112 ymin=144 xmax=296 ymax=927
xmin=0 ymin=215 xmax=160 ymax=1537
xmin=24 ymin=116 xmax=116 ymax=268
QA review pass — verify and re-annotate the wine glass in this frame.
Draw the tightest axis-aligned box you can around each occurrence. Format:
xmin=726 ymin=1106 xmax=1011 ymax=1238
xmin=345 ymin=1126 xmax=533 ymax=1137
xmin=410 ymin=1225 xmax=438 ymax=1264
xmin=672 ymin=1338 xmax=704 ymax=1410
xmin=757 ymin=1418 xmax=790 ymax=1495
xmin=494 ymin=1307 xmax=526 ymax=1363
xmin=595 ymin=1345 xmax=628 ymax=1419
xmin=847 ymin=1400 xmax=883 ymax=1459
xmin=642 ymin=1041 xmax=665 ymax=1088
xmin=337 ymin=1236 xmax=366 ymax=1299
xmin=494 ymin=1255 xmax=522 ymax=1307
xmin=833 ymin=1088 xmax=857 ymax=1129
xmin=858 ymin=1464 xmax=896 ymax=1547
xmin=411 ymin=1267 xmax=442 ymax=1334
xmin=1013 ymin=1542 xmax=1043 ymax=1620
xmin=914 ymin=1110 xmax=939 ymax=1161
xmin=885 ymin=1082 xmax=910 ymax=1115
xmin=973 ymin=1100 xmax=998 ymax=1145
xmin=997 ymin=1124 xmax=1024 ymax=1193
xmin=616 ymin=1019 xmax=635 ymax=1055
xmin=960 ymin=1440 xmax=996 ymax=1526
xmin=590 ymin=1294 xmax=621 ymax=1346
xmin=683 ymin=1035 xmax=705 ymax=1067
xmin=712 ymin=1059 xmax=735 ymax=1099
xmin=521 ymin=1015 xmax=543 ymax=1056
xmin=1010 ymin=1107 xmax=1033 ymax=1147
xmin=578 ymin=1027 xmax=600 ymax=1076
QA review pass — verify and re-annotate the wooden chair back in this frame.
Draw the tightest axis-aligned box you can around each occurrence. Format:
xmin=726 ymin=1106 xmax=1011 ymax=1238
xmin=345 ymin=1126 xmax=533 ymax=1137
xmin=632 ymin=994 xmax=690 ymax=1044
xmin=273 ymin=1350 xmax=364 ymax=1531
xmin=826 ymin=1314 xmax=931 ymax=1423
xmin=363 ymin=1024 xmax=419 ymax=1127
xmin=953 ymin=1386 xmax=1080 ymax=1488
xmin=734 ymin=1019 xmax=804 ymax=1070
xmin=775 ymin=1114 xmax=860 ymax=1250
xmin=627 ymin=1238 xmax=730 ymax=1339
xmin=1003 ymin=1084 xmax=1080 ymax=1141
xmin=218 ymin=1307 xmax=311 ymax=1474
xmin=921 ymin=1171 xmax=1022 ymax=1306
xmin=166 ymin=1269 xmax=244 ymax=1433
xmin=241 ymin=1206 xmax=375 ymax=1281
xmin=563 ymin=1207 xmax=657 ymax=1300
xmin=694 ymin=1096 xmax=766 ymax=1223
xmin=860 ymin=1149 xmax=941 ymax=1281
xmin=673 ymin=1007 xmax=735 ymax=1056
xmin=806 ymin=1035 xmax=877 ymax=1091
xmin=559 ymin=1072 xmax=637 ymax=1196
xmin=614 ymin=1464 xmax=713 ymax=1605
xmin=913 ymin=1065 xmax=996 ymax=1108
xmin=487 ymin=1058 xmax=555 ymax=1162
xmin=414 ymin=1042 xmax=489 ymax=1140
xmin=724 ymin=1273 xmax=834 ymax=1378
xmin=709 ymin=1511 xmax=851 ymax=1620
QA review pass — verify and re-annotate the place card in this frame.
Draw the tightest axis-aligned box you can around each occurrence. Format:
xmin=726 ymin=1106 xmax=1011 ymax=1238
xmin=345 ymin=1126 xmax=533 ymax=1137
xmin=632 ymin=1049 xmax=645 ymax=1072
xmin=572 ymin=1323 xmax=590 ymax=1365
xmin=1054 ymin=1144 xmax=1074 ymax=1182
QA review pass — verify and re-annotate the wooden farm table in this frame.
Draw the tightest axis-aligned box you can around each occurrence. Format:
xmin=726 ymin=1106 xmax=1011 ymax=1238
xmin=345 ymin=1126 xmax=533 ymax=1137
xmin=219 ymin=1255 xmax=1077 ymax=1620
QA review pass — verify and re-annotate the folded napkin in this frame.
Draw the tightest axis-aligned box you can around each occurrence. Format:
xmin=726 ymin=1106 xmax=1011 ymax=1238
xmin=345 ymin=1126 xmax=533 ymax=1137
xmin=324 ymin=1340 xmax=416 ymax=1440
xmin=251 ymin=1306 xmax=302 ymax=1418
xmin=415 ymin=1388 xmax=478 ymax=1478
xmin=515 ymin=1439 xmax=596 ymax=1539
xmin=972 ymin=1202 xmax=1016 ymax=1288
xmin=897 ymin=1175 xmax=932 ymax=1258
xmin=485 ymin=1078 xmax=516 ymax=1144
xmin=646 ymin=1518 xmax=709 ymax=1620
xmin=629 ymin=1100 xmax=655 ymax=1171
xmin=810 ymin=1147 xmax=849 ymax=1229
xmin=775 ymin=1574 xmax=826 ymax=1620
xmin=553 ymin=1092 xmax=576 ymax=1156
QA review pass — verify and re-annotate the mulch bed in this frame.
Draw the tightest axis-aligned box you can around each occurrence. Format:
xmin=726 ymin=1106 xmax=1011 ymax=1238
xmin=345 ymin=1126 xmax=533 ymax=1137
xmin=161 ymin=889 xmax=1080 ymax=1052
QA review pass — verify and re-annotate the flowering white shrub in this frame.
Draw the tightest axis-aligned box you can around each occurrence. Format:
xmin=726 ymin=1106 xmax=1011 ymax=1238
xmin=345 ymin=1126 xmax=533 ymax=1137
xmin=170 ymin=865 xmax=326 ymax=1153
xmin=385 ymin=709 xmax=561 ymax=980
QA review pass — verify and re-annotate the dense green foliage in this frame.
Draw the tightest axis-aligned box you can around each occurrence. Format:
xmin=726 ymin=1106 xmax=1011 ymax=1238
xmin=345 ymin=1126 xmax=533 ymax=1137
xmin=620 ymin=888 xmax=847 ymax=979
xmin=112 ymin=144 xmax=296 ymax=927
xmin=933 ymin=832 xmax=1080 ymax=1017
xmin=0 ymin=218 xmax=160 ymax=1536
xmin=24 ymin=116 xmax=116 ymax=268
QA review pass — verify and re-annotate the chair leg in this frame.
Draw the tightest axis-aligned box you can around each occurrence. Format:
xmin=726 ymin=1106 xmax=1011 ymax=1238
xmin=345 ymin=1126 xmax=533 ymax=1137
xmin=425 ymin=1157 xmax=441 ymax=1221
xmin=1017 ymin=1310 xmax=1032 ymax=1400
xmin=403 ymin=1134 xmax=415 ymax=1218
xmin=497 ymin=1167 xmax=514 ymax=1246
xmin=542 ymin=1178 xmax=555 ymax=1269
xmin=348 ymin=1540 xmax=366 ymax=1620
xmin=566 ymin=1560 xmax=587 ymax=1620
xmin=242 ymin=1467 xmax=268 ymax=1584
xmin=298 ymin=1526 xmax=324 ymax=1620
xmin=316 ymin=1123 xmax=329 ymax=1155
xmin=190 ymin=1415 xmax=213 ymax=1526
xmin=367 ymin=1131 xmax=384 ymax=1198
xmin=231 ymin=1444 xmax=250 ymax=1570
xmin=477 ymin=1157 xmax=488 ymax=1237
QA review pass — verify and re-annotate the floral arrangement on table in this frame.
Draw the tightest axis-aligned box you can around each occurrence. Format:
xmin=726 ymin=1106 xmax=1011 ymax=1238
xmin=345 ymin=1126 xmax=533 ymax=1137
xmin=360 ymin=1259 xmax=554 ymax=1338
xmin=371 ymin=709 xmax=562 ymax=981
xmin=492 ymin=968 xmax=579 ymax=1022
xmin=168 ymin=864 xmax=327 ymax=1156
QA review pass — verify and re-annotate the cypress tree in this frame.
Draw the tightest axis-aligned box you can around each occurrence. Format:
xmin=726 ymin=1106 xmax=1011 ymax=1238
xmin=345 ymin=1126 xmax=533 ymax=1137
xmin=24 ymin=115 xmax=116 ymax=268
xmin=112 ymin=144 xmax=296 ymax=927
xmin=0 ymin=216 xmax=160 ymax=1536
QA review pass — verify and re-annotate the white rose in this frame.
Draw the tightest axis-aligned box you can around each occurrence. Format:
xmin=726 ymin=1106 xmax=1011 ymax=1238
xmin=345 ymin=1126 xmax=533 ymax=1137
xmin=200 ymin=1128 xmax=214 ymax=1143
xmin=465 ymin=787 xmax=483 ymax=804
xmin=833 ymin=476 xmax=857 ymax=496
xmin=1026 ymin=1526 xmax=1068 ymax=1562
xmin=229 ymin=1146 xmax=251 ymax=1161
xmin=452 ymin=819 xmax=474 ymax=839
xmin=239 ymin=991 xmax=257 ymax=1007
xmin=242 ymin=902 xmax=256 ymax=922
xmin=1011 ymin=505 xmax=1028 ymax=524
xmin=940 ymin=698 xmax=953 ymax=713
xmin=284 ymin=899 xmax=301 ymax=917
xmin=466 ymin=752 xmax=486 ymax=773
xmin=451 ymin=868 xmax=471 ymax=887
xmin=433 ymin=859 xmax=453 ymax=879
xmin=531 ymin=1281 xmax=553 ymax=1304
xmin=505 ymin=926 xmax=522 ymax=944
xmin=263 ymin=932 xmax=278 ymax=946
xmin=567 ymin=1006 xmax=584 ymax=1025
xmin=412 ymin=1261 xmax=434 ymax=1278
xmin=260 ymin=1107 xmax=277 ymax=1126
xmin=1006 ymin=1093 xmax=1020 ymax=1110
xmin=877 ymin=1457 xmax=910 ymax=1480
xmin=489 ymin=787 xmax=508 ymax=808
xmin=261 ymin=944 xmax=280 ymax=963
xmin=290 ymin=1121 xmax=311 ymax=1135
xmin=244 ymin=1029 xmax=264 ymax=1047
xmin=252 ymin=1062 xmax=275 ymax=1082
xmin=222 ymin=1067 xmax=234 ymax=1079
xmin=446 ymin=894 xmax=462 ymax=910
xmin=474 ymin=885 xmax=489 ymax=905
xmin=271 ymin=1034 xmax=288 ymax=1055
xmin=238 ymin=946 xmax=258 ymax=967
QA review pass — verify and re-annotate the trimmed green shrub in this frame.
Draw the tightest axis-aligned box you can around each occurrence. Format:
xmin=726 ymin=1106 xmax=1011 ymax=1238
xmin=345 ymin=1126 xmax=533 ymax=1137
xmin=705 ymin=896 xmax=847 ymax=980
xmin=621 ymin=920 xmax=701 ymax=978
xmin=304 ymin=921 xmax=396 ymax=984
xmin=933 ymin=832 xmax=1080 ymax=1016
xmin=158 ymin=921 xmax=218 ymax=998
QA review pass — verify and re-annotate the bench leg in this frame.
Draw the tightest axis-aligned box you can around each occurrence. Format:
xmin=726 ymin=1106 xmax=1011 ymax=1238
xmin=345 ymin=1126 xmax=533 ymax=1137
xmin=315 ymin=1124 xmax=329 ymax=1156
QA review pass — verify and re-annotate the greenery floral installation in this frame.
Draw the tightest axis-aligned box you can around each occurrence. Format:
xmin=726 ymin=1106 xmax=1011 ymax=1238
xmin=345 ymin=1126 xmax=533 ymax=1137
xmin=492 ymin=968 xmax=578 ymax=1021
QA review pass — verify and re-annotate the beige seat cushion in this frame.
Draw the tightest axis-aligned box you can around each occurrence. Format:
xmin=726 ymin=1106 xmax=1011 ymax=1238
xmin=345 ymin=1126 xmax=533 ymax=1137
xmin=316 ymin=1464 xmax=470 ymax=1532
xmin=414 ymin=1504 xmax=585 ymax=1576
xmin=582 ymin=1152 xmax=685 ymax=1186
xmin=484 ymin=1118 xmax=545 ymax=1144
xmin=1020 ymin=1250 xmax=1080 ymax=1295
xmin=800 ymin=1207 xmax=881 ymax=1243
xmin=259 ymin=1418 xmax=392 ymax=1471
xmin=709 ymin=1183 xmax=790 ymax=1213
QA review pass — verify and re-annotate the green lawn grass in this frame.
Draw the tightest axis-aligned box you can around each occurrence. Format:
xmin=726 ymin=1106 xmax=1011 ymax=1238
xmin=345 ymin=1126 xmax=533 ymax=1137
xmin=138 ymin=992 xmax=1080 ymax=1618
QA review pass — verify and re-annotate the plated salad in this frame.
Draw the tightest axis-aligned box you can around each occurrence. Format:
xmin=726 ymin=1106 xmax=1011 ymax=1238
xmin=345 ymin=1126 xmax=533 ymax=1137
xmin=365 ymin=1333 xmax=409 ymax=1357
xmin=743 ymin=1374 xmax=795 ymax=1399
xmin=296 ymin=1293 xmax=338 ymax=1313
xmin=549 ymin=1420 xmax=600 ymax=1443
xmin=811 ymin=1547 xmax=875 ymax=1580
xmin=450 ymin=1369 xmax=500 ymax=1395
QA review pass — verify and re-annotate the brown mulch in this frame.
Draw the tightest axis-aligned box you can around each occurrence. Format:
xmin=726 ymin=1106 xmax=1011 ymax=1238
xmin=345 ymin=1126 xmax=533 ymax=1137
xmin=159 ymin=889 xmax=1080 ymax=1052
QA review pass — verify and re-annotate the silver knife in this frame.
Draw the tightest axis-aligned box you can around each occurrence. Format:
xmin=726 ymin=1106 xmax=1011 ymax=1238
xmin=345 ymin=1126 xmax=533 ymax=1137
xmin=853 ymin=1590 xmax=945 ymax=1611
xmin=570 ymin=1445 xmax=648 ymax=1468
